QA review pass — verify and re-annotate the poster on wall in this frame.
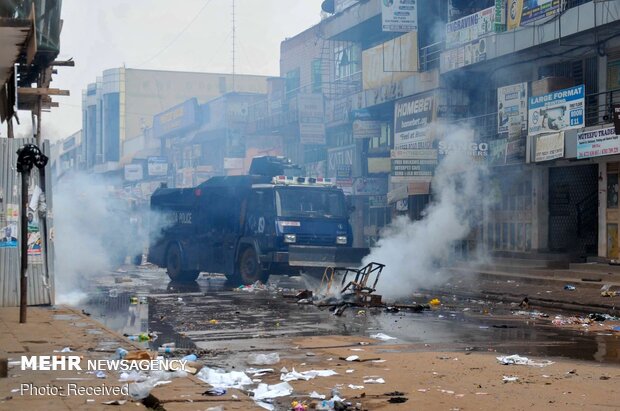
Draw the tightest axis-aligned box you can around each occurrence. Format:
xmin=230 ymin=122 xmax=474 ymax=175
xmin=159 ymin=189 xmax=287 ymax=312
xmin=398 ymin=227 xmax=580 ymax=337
xmin=507 ymin=0 xmax=564 ymax=30
xmin=382 ymin=0 xmax=418 ymax=33
xmin=498 ymin=82 xmax=528 ymax=135
xmin=1 ymin=203 xmax=19 ymax=248
xmin=528 ymin=85 xmax=584 ymax=136
xmin=393 ymin=93 xmax=435 ymax=149
xmin=535 ymin=131 xmax=564 ymax=162
xmin=577 ymin=127 xmax=620 ymax=159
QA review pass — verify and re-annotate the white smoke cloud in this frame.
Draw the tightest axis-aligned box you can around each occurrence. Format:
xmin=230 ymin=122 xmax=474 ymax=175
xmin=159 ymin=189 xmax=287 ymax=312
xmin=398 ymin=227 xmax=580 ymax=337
xmin=361 ymin=125 xmax=491 ymax=300
xmin=53 ymin=173 xmax=166 ymax=304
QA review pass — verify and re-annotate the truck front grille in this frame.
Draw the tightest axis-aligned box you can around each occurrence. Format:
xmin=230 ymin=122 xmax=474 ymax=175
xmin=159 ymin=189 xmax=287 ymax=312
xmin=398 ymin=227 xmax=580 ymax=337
xmin=295 ymin=233 xmax=335 ymax=246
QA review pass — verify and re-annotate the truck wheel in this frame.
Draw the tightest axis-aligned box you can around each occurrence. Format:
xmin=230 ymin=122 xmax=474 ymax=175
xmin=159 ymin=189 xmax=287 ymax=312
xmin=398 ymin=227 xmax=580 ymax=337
xmin=238 ymin=247 xmax=269 ymax=285
xmin=166 ymin=244 xmax=199 ymax=282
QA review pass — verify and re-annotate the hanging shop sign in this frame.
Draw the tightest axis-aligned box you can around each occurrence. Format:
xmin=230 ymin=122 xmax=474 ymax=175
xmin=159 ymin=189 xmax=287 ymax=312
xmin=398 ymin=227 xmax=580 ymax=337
xmin=352 ymin=120 xmax=382 ymax=139
xmin=382 ymin=0 xmax=418 ymax=33
xmin=577 ymin=127 xmax=620 ymax=159
xmin=390 ymin=149 xmax=438 ymax=183
xmin=394 ymin=92 xmax=435 ymax=149
xmin=124 ymin=164 xmax=144 ymax=181
xmin=613 ymin=104 xmax=620 ymax=136
xmin=534 ymin=131 xmax=564 ymax=162
xmin=528 ymin=85 xmax=584 ymax=136
xmin=147 ymin=157 xmax=168 ymax=177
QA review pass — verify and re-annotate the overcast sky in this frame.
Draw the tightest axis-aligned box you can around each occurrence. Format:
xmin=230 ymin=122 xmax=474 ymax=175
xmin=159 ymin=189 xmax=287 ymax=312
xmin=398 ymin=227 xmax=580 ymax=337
xmin=3 ymin=0 xmax=323 ymax=141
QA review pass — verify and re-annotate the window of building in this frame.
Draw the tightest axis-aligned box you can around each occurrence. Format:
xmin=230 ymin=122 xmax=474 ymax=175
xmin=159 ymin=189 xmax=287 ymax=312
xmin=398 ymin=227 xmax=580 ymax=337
xmin=311 ymin=59 xmax=322 ymax=93
xmin=368 ymin=123 xmax=392 ymax=150
xmin=334 ymin=44 xmax=361 ymax=80
xmin=285 ymin=68 xmax=300 ymax=96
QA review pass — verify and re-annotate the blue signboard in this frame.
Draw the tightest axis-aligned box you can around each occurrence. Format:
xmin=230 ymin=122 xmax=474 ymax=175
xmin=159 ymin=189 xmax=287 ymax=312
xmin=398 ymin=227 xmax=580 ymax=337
xmin=528 ymin=85 xmax=584 ymax=136
xmin=152 ymin=98 xmax=200 ymax=139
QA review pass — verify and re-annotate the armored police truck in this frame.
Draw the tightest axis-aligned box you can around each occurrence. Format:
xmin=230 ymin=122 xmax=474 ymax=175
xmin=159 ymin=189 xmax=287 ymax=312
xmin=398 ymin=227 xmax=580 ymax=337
xmin=148 ymin=157 xmax=368 ymax=284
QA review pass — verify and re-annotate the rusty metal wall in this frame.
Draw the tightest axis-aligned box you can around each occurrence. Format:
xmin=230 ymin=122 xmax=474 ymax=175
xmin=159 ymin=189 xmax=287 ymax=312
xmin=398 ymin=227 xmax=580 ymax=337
xmin=0 ymin=138 xmax=54 ymax=306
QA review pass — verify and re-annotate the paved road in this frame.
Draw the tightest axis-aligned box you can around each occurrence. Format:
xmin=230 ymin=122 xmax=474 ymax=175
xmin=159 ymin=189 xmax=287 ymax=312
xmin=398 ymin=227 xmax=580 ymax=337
xmin=72 ymin=265 xmax=620 ymax=365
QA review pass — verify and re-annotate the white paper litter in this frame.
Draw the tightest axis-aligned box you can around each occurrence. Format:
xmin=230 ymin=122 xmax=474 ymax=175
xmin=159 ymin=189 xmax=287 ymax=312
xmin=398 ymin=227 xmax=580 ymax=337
xmin=502 ymin=376 xmax=519 ymax=382
xmin=346 ymin=369 xmax=355 ymax=373
xmin=53 ymin=347 xmax=72 ymax=353
xmin=496 ymin=355 xmax=554 ymax=367
xmin=280 ymin=368 xmax=338 ymax=382
xmin=349 ymin=348 xmax=364 ymax=351
xmin=371 ymin=359 xmax=386 ymax=363
xmin=363 ymin=378 xmax=385 ymax=384
xmin=252 ymin=382 xmax=294 ymax=400
xmin=348 ymin=384 xmax=364 ymax=389
xmin=119 ymin=371 xmax=147 ymax=382
xmin=246 ymin=368 xmax=274 ymax=375
xmin=370 ymin=333 xmax=396 ymax=341
xmin=309 ymin=391 xmax=326 ymax=399
xmin=196 ymin=367 xmax=253 ymax=389
xmin=345 ymin=355 xmax=359 ymax=361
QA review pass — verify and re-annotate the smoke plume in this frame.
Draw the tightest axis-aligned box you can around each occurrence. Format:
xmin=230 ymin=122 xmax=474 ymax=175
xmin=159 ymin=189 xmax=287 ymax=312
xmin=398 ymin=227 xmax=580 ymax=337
xmin=53 ymin=173 xmax=166 ymax=304
xmin=361 ymin=125 xmax=491 ymax=300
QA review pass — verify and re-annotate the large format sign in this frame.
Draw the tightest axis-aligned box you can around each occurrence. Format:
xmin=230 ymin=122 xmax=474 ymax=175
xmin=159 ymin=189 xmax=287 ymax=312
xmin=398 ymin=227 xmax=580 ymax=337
xmin=298 ymin=93 xmax=326 ymax=145
xmin=382 ymin=0 xmax=418 ymax=33
xmin=393 ymin=92 xmax=435 ymax=149
xmin=528 ymin=85 xmax=584 ymax=136
xmin=577 ymin=127 xmax=620 ymax=159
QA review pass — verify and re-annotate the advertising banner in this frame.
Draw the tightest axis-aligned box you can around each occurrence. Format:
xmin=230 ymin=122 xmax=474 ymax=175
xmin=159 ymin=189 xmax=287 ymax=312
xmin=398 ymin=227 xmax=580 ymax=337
xmin=528 ymin=85 xmax=584 ymax=136
xmin=124 ymin=164 xmax=144 ymax=181
xmin=147 ymin=157 xmax=168 ymax=177
xmin=440 ymin=38 xmax=488 ymax=71
xmin=352 ymin=120 xmax=382 ymax=139
xmin=328 ymin=144 xmax=356 ymax=177
xmin=507 ymin=0 xmax=563 ymax=30
xmin=382 ymin=0 xmax=418 ymax=33
xmin=498 ymin=82 xmax=528 ymax=135
xmin=445 ymin=6 xmax=495 ymax=49
xmin=298 ymin=93 xmax=326 ymax=145
xmin=352 ymin=177 xmax=388 ymax=196
xmin=577 ymin=127 xmax=620 ymax=159
xmin=613 ymin=104 xmax=620 ymax=136
xmin=368 ymin=195 xmax=387 ymax=208
xmin=535 ymin=132 xmax=564 ymax=162
xmin=390 ymin=149 xmax=438 ymax=182
xmin=152 ymin=98 xmax=200 ymax=139
xmin=394 ymin=92 xmax=435 ymax=149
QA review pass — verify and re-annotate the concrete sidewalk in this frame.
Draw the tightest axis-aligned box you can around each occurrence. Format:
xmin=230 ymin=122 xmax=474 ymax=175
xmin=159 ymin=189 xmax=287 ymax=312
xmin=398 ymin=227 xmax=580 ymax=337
xmin=0 ymin=306 xmax=258 ymax=411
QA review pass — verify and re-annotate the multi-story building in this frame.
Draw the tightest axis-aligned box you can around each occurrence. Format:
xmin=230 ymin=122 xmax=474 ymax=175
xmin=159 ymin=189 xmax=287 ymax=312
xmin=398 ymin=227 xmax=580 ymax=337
xmin=80 ymin=68 xmax=270 ymax=175
xmin=249 ymin=0 xmax=620 ymax=261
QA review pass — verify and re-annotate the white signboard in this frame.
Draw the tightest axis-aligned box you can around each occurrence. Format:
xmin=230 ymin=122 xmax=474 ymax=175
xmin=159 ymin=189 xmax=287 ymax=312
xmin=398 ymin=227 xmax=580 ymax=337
xmin=124 ymin=164 xmax=143 ymax=181
xmin=298 ymin=93 xmax=326 ymax=145
xmin=528 ymin=85 xmax=585 ymax=136
xmin=382 ymin=0 xmax=418 ymax=32
xmin=498 ymin=83 xmax=528 ymax=135
xmin=223 ymin=157 xmax=244 ymax=169
xmin=577 ymin=127 xmax=620 ymax=159
xmin=352 ymin=120 xmax=382 ymax=139
xmin=535 ymin=132 xmax=564 ymax=162
xmin=445 ymin=6 xmax=495 ymax=49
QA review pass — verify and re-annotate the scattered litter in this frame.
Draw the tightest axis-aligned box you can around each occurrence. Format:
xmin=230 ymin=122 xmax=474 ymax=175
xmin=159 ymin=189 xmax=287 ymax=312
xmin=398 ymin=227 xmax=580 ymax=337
xmin=363 ymin=377 xmax=385 ymax=384
xmin=497 ymin=355 xmax=554 ymax=367
xmin=246 ymin=368 xmax=275 ymax=376
xmin=429 ymin=298 xmax=441 ymax=306
xmin=502 ymin=376 xmax=519 ymax=383
xmin=371 ymin=359 xmax=386 ymax=363
xmin=95 ymin=371 xmax=106 ymax=379
xmin=345 ymin=355 xmax=359 ymax=362
xmin=247 ymin=353 xmax=280 ymax=365
xmin=370 ymin=333 xmax=396 ymax=341
xmin=346 ymin=369 xmax=354 ymax=373
xmin=475 ymin=392 xmax=489 ymax=395
xmin=348 ymin=384 xmax=364 ymax=389
xmin=306 ymin=352 xmax=316 ymax=356
xmin=385 ymin=391 xmax=404 ymax=396
xmin=119 ymin=371 xmax=146 ymax=382
xmin=203 ymin=388 xmax=226 ymax=396
xmin=309 ymin=391 xmax=326 ymax=399
xmin=252 ymin=382 xmax=294 ymax=400
xmin=349 ymin=348 xmax=364 ymax=352
xmin=388 ymin=397 xmax=408 ymax=403
xmin=126 ymin=350 xmax=156 ymax=360
xmin=417 ymin=389 xmax=427 ymax=392
xmin=182 ymin=354 xmax=197 ymax=361
xmin=102 ymin=400 xmax=127 ymax=405
xmin=280 ymin=368 xmax=337 ymax=382
xmin=564 ymin=285 xmax=576 ymax=291
xmin=341 ymin=355 xmax=381 ymax=362
xmin=53 ymin=347 xmax=72 ymax=353
xmin=196 ymin=367 xmax=252 ymax=389
xmin=280 ymin=367 xmax=288 ymax=373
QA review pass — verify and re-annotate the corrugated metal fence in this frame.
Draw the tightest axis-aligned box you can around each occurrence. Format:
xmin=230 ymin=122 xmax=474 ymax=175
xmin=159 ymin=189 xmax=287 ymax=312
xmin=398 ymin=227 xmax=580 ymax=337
xmin=0 ymin=138 xmax=54 ymax=306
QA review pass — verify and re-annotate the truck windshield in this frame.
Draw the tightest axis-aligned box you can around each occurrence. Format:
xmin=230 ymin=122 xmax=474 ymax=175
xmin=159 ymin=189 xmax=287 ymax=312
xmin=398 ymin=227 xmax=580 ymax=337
xmin=275 ymin=187 xmax=346 ymax=218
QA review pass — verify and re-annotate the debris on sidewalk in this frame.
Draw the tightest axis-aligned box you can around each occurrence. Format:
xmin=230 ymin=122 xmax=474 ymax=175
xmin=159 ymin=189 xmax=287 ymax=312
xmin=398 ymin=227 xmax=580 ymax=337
xmin=363 ymin=377 xmax=385 ymax=384
xmin=280 ymin=368 xmax=338 ymax=382
xmin=196 ymin=367 xmax=253 ymax=389
xmin=497 ymin=355 xmax=554 ymax=367
xmin=252 ymin=381 xmax=294 ymax=400
xmin=503 ymin=376 xmax=519 ymax=383
xmin=370 ymin=333 xmax=396 ymax=341
xmin=564 ymin=285 xmax=576 ymax=291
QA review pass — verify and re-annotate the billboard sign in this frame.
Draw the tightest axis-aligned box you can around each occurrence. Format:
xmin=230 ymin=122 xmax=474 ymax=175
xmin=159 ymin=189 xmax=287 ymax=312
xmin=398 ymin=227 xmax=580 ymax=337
xmin=498 ymin=82 xmax=528 ymax=135
xmin=390 ymin=149 xmax=438 ymax=182
xmin=298 ymin=93 xmax=326 ymax=145
xmin=124 ymin=164 xmax=144 ymax=181
xmin=353 ymin=120 xmax=382 ymax=139
xmin=382 ymin=0 xmax=418 ymax=33
xmin=445 ymin=6 xmax=495 ymax=49
xmin=147 ymin=157 xmax=168 ymax=177
xmin=394 ymin=92 xmax=435 ymax=149
xmin=152 ymin=98 xmax=200 ymax=139
xmin=507 ymin=0 xmax=563 ymax=30
xmin=535 ymin=132 xmax=564 ymax=162
xmin=577 ymin=127 xmax=620 ymax=159
xmin=352 ymin=177 xmax=388 ymax=196
xmin=528 ymin=85 xmax=584 ymax=136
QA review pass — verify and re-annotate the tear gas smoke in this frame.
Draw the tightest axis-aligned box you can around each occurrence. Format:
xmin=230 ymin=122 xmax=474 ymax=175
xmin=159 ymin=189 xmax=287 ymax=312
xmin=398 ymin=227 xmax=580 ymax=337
xmin=53 ymin=173 xmax=167 ymax=304
xmin=361 ymin=125 xmax=491 ymax=300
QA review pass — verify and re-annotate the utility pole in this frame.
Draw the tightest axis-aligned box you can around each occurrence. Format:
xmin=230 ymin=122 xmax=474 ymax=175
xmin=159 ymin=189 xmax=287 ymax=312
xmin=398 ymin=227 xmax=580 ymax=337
xmin=232 ymin=0 xmax=236 ymax=92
